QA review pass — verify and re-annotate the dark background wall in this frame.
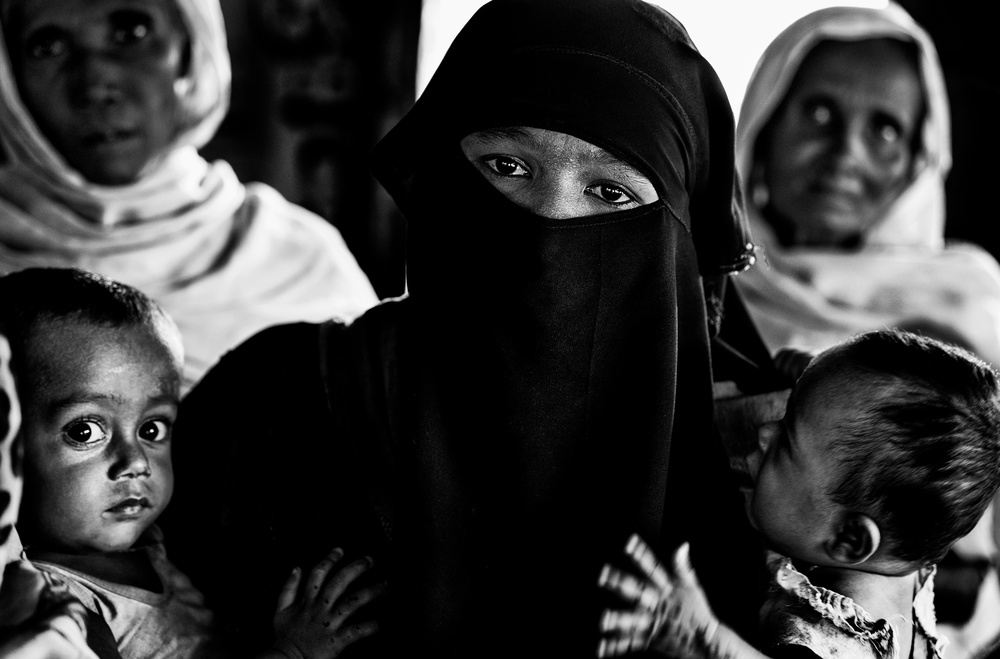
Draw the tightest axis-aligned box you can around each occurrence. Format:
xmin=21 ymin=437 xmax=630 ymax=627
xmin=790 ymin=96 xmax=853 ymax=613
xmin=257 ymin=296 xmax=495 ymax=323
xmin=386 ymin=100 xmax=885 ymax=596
xmin=896 ymin=0 xmax=1000 ymax=261
xmin=202 ymin=0 xmax=421 ymax=299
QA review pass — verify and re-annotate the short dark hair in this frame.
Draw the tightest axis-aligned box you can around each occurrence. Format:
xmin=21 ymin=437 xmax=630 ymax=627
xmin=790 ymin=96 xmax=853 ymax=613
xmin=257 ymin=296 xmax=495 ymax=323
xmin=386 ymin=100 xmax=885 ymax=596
xmin=793 ymin=329 xmax=1000 ymax=566
xmin=0 ymin=267 xmax=180 ymax=377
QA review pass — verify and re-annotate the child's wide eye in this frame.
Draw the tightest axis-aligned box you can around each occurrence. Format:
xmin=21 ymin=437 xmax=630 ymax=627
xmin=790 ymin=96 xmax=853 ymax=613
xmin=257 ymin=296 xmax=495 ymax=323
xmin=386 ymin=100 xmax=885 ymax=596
xmin=63 ymin=420 xmax=108 ymax=445
xmin=138 ymin=419 xmax=169 ymax=442
xmin=109 ymin=9 xmax=152 ymax=46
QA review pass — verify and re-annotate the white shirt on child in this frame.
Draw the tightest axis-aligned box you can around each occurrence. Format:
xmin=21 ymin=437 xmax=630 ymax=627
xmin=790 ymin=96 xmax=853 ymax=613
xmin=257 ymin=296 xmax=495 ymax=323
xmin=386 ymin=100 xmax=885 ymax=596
xmin=29 ymin=525 xmax=225 ymax=659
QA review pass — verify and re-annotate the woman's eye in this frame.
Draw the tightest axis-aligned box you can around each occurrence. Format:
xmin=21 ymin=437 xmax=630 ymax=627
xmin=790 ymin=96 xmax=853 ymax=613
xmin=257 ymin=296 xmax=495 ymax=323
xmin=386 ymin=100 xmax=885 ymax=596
xmin=24 ymin=27 xmax=68 ymax=59
xmin=109 ymin=10 xmax=152 ymax=46
xmin=586 ymin=183 xmax=635 ymax=206
xmin=805 ymin=102 xmax=833 ymax=127
xmin=138 ymin=419 xmax=170 ymax=442
xmin=63 ymin=420 xmax=108 ymax=445
xmin=483 ymin=156 xmax=530 ymax=178
xmin=873 ymin=121 xmax=902 ymax=145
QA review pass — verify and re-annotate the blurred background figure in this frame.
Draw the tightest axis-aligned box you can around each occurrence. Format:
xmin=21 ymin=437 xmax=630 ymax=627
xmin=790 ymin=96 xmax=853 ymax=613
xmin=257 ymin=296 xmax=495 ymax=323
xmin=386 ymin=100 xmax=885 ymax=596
xmin=0 ymin=0 xmax=378 ymax=393
xmin=204 ymin=0 xmax=418 ymax=298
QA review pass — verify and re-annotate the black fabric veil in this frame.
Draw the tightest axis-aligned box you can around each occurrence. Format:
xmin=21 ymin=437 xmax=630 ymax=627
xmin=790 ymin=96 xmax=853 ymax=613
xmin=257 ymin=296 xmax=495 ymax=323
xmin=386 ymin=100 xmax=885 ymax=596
xmin=165 ymin=1 xmax=764 ymax=656
xmin=368 ymin=0 xmax=760 ymax=654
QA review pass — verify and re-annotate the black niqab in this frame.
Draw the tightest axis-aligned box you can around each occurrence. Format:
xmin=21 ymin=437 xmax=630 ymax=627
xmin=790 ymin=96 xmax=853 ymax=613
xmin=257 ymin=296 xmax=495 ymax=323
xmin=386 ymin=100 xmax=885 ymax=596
xmin=369 ymin=0 xmax=759 ymax=654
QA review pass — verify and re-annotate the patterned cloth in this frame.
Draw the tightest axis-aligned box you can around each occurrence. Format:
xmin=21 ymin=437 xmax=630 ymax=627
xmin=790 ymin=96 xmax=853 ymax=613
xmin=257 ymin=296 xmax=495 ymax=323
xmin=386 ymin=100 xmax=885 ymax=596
xmin=760 ymin=553 xmax=946 ymax=659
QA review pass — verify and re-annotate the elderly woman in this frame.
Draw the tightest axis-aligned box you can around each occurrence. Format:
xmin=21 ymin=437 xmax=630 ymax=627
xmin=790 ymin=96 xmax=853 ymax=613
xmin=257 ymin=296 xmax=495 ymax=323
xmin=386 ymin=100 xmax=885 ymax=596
xmin=735 ymin=4 xmax=1000 ymax=367
xmin=734 ymin=5 xmax=1000 ymax=657
xmin=163 ymin=0 xmax=762 ymax=656
xmin=0 ymin=0 xmax=377 ymax=393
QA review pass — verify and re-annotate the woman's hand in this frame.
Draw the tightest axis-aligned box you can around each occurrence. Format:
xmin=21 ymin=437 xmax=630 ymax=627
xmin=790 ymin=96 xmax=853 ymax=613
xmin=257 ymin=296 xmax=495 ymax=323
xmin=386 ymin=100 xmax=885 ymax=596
xmin=267 ymin=548 xmax=384 ymax=659
xmin=597 ymin=535 xmax=720 ymax=658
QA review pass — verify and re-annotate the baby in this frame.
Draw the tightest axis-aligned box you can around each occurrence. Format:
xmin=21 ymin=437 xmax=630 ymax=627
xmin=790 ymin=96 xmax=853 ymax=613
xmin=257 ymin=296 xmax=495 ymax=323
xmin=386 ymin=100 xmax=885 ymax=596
xmin=0 ymin=268 xmax=382 ymax=659
xmin=599 ymin=329 xmax=1000 ymax=659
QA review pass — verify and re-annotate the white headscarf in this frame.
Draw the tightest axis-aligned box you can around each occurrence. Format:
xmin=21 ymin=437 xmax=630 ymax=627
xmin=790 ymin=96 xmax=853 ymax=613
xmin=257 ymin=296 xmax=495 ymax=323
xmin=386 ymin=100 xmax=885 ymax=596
xmin=0 ymin=0 xmax=377 ymax=391
xmin=0 ymin=0 xmax=230 ymax=190
xmin=734 ymin=3 xmax=1000 ymax=366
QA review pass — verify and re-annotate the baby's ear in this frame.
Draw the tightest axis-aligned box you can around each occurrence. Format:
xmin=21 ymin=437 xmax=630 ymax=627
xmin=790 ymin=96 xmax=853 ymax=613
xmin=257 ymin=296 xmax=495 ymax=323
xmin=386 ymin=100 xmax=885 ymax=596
xmin=825 ymin=513 xmax=880 ymax=566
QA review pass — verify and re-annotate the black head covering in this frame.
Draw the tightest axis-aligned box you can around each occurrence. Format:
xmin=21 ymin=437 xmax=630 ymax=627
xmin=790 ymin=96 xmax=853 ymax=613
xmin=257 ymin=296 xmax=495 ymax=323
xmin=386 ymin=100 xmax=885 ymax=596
xmin=371 ymin=0 xmax=759 ymax=654
xmin=375 ymin=0 xmax=753 ymax=283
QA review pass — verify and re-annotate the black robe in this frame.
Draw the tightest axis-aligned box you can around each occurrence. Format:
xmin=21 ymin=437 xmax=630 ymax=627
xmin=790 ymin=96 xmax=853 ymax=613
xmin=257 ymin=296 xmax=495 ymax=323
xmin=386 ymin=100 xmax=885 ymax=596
xmin=165 ymin=0 xmax=766 ymax=655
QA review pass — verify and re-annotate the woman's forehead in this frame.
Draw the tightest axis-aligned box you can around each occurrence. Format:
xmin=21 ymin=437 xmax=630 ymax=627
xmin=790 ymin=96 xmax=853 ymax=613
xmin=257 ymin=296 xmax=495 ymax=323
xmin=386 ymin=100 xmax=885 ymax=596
xmin=5 ymin=0 xmax=181 ymax=29
xmin=797 ymin=38 xmax=920 ymax=88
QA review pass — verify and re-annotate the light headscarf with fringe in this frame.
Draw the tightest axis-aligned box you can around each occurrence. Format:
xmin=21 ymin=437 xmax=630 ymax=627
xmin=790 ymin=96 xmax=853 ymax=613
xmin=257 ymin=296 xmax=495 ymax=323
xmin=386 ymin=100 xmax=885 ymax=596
xmin=0 ymin=0 xmax=377 ymax=392
xmin=734 ymin=3 xmax=1000 ymax=367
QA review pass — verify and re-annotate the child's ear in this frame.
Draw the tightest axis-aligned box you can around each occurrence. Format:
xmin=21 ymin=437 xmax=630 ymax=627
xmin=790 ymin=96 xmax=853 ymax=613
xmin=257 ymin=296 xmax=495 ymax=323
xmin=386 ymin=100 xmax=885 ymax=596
xmin=824 ymin=513 xmax=880 ymax=565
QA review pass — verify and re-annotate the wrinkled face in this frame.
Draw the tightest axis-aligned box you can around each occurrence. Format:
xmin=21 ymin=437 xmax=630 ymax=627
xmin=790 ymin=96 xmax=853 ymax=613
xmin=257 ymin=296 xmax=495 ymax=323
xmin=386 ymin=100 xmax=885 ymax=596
xmin=758 ymin=38 xmax=923 ymax=246
xmin=743 ymin=385 xmax=843 ymax=564
xmin=460 ymin=126 xmax=659 ymax=219
xmin=17 ymin=320 xmax=180 ymax=554
xmin=6 ymin=0 xmax=189 ymax=185
xmin=0 ymin=335 xmax=22 ymax=558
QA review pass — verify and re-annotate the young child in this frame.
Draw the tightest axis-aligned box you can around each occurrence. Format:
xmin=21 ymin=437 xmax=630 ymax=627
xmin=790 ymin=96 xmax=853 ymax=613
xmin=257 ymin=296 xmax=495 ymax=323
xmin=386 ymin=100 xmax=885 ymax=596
xmin=0 ymin=268 xmax=383 ymax=659
xmin=598 ymin=329 xmax=1000 ymax=659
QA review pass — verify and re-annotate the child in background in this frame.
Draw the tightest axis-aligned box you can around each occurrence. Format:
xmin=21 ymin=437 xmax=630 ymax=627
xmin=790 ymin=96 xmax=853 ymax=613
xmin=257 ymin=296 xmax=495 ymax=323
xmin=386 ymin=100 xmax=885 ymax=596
xmin=0 ymin=268 xmax=383 ymax=659
xmin=599 ymin=329 xmax=1000 ymax=659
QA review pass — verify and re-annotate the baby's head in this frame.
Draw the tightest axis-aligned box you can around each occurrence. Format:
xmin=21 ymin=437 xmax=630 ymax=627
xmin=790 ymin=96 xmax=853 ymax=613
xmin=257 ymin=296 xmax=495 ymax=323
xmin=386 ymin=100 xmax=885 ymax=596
xmin=0 ymin=267 xmax=183 ymax=554
xmin=747 ymin=329 xmax=1000 ymax=573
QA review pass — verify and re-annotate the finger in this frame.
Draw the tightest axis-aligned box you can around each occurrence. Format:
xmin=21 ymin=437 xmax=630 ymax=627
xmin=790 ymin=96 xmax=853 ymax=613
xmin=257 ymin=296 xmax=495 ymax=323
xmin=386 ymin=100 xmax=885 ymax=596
xmin=598 ymin=565 xmax=649 ymax=606
xmin=610 ymin=637 xmax=634 ymax=656
xmin=305 ymin=547 xmax=345 ymax=601
xmin=330 ymin=581 xmax=386 ymax=626
xmin=597 ymin=631 xmax=651 ymax=657
xmin=275 ymin=566 xmax=301 ymax=613
xmin=319 ymin=556 xmax=375 ymax=609
xmin=625 ymin=534 xmax=671 ymax=591
xmin=337 ymin=619 xmax=380 ymax=646
xmin=672 ymin=542 xmax=698 ymax=586
xmin=599 ymin=608 xmax=653 ymax=635
xmin=597 ymin=637 xmax=629 ymax=658
xmin=601 ymin=565 xmax=661 ymax=610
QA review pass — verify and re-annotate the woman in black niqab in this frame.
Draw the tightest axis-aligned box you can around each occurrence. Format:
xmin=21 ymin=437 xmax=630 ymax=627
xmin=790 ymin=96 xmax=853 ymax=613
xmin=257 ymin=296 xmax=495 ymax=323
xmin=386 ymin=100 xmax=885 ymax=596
xmin=164 ymin=0 xmax=763 ymax=656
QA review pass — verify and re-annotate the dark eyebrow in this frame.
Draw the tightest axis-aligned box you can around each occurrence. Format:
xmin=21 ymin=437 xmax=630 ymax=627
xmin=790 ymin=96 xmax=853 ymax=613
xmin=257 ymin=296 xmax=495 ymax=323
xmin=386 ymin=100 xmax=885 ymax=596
xmin=465 ymin=127 xmax=544 ymax=149
xmin=589 ymin=150 xmax=651 ymax=184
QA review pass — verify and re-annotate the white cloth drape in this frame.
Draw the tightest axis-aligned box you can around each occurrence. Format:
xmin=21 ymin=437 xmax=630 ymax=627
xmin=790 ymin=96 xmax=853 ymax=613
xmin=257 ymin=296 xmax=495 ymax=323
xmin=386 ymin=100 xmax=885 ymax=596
xmin=734 ymin=3 xmax=1000 ymax=367
xmin=0 ymin=0 xmax=378 ymax=392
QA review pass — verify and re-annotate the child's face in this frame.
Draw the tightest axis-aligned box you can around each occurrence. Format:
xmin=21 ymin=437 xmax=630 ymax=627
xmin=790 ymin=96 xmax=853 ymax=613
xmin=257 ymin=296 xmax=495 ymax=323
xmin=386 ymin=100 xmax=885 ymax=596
xmin=17 ymin=319 xmax=180 ymax=554
xmin=6 ymin=0 xmax=188 ymax=184
xmin=744 ymin=385 xmax=843 ymax=564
